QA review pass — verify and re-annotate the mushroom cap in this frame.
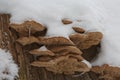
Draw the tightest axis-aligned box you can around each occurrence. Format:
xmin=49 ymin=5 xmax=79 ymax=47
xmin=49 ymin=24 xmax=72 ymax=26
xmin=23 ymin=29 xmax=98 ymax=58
xmin=31 ymin=53 xmax=89 ymax=75
xmin=46 ymin=58 xmax=90 ymax=74
xmin=69 ymin=32 xmax=103 ymax=49
xmin=91 ymin=64 xmax=120 ymax=80
xmin=91 ymin=64 xmax=120 ymax=74
xmin=10 ymin=21 xmax=45 ymax=36
xmin=47 ymin=46 xmax=82 ymax=55
xmin=16 ymin=36 xmax=75 ymax=46
xmin=72 ymin=27 xmax=85 ymax=33
xmin=29 ymin=49 xmax=55 ymax=56
xmin=62 ymin=19 xmax=72 ymax=25
xmin=31 ymin=61 xmax=55 ymax=67
xmin=16 ymin=36 xmax=39 ymax=46
xmin=38 ymin=37 xmax=75 ymax=46
xmin=69 ymin=33 xmax=87 ymax=44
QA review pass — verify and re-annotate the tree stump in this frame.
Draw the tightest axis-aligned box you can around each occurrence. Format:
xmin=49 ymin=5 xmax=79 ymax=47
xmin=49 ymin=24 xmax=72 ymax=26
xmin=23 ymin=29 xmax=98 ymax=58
xmin=1 ymin=14 xmax=120 ymax=80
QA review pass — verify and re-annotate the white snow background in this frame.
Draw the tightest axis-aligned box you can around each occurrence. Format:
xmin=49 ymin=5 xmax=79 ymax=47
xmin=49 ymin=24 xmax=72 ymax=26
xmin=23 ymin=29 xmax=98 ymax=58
xmin=0 ymin=0 xmax=120 ymax=79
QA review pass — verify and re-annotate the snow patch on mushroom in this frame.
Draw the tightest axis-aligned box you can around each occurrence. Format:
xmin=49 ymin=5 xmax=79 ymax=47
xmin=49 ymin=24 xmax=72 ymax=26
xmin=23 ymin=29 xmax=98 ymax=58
xmin=82 ymin=60 xmax=92 ymax=68
xmin=39 ymin=46 xmax=48 ymax=51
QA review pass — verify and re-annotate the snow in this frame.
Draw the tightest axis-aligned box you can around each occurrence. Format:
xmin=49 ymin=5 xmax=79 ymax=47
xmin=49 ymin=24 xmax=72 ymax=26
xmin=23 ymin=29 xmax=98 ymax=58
xmin=0 ymin=0 xmax=120 ymax=68
xmin=91 ymin=0 xmax=120 ymax=67
xmin=0 ymin=49 xmax=18 ymax=80
xmin=39 ymin=46 xmax=48 ymax=51
xmin=82 ymin=60 xmax=92 ymax=68
xmin=0 ymin=0 xmax=103 ymax=37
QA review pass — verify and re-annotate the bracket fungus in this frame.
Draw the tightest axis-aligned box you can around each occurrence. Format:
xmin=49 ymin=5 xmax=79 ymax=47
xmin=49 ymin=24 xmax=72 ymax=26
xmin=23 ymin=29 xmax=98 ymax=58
xmin=38 ymin=37 xmax=74 ymax=46
xmin=46 ymin=46 xmax=83 ymax=55
xmin=72 ymin=27 xmax=85 ymax=33
xmin=62 ymin=19 xmax=73 ymax=25
xmin=29 ymin=42 xmax=89 ymax=74
xmin=16 ymin=36 xmax=40 ymax=46
xmin=91 ymin=64 xmax=120 ymax=80
xmin=46 ymin=58 xmax=90 ymax=74
xmin=10 ymin=21 xmax=46 ymax=37
xmin=9 ymin=20 xmax=103 ymax=75
xmin=69 ymin=32 xmax=103 ymax=50
xmin=29 ymin=49 xmax=55 ymax=56
xmin=31 ymin=55 xmax=90 ymax=74
xmin=16 ymin=36 xmax=74 ymax=46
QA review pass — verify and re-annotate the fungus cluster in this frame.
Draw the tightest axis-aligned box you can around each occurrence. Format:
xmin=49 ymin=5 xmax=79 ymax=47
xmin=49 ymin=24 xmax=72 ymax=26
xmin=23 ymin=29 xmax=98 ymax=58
xmin=10 ymin=20 xmax=103 ymax=74
xmin=91 ymin=64 xmax=120 ymax=80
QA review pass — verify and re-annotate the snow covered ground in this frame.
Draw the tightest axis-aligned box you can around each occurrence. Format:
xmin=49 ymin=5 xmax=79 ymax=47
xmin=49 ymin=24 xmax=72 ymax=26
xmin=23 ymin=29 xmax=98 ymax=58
xmin=0 ymin=0 xmax=120 ymax=71
xmin=92 ymin=0 xmax=120 ymax=67
xmin=0 ymin=49 xmax=18 ymax=80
